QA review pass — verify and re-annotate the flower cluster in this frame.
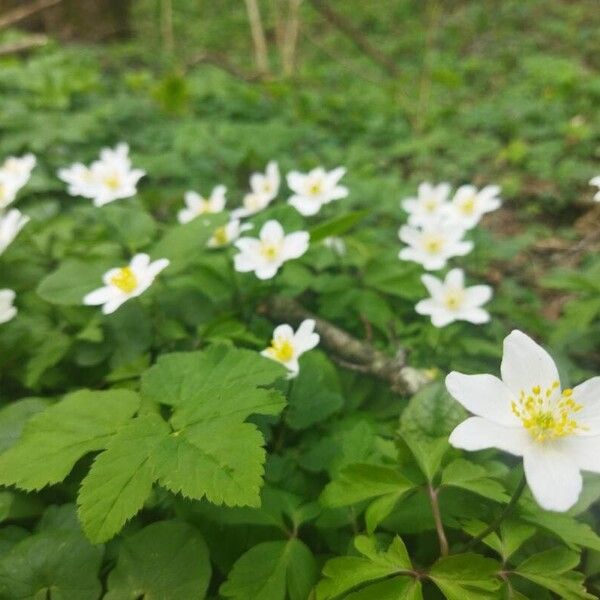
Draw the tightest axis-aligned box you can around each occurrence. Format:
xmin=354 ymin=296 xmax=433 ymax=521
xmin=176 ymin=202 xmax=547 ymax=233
xmin=400 ymin=181 xmax=500 ymax=327
xmin=0 ymin=154 xmax=36 ymax=323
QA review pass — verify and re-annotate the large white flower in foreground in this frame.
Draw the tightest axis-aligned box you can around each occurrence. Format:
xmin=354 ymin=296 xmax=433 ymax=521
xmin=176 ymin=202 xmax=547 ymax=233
xmin=402 ymin=182 xmax=451 ymax=227
xmin=0 ymin=154 xmax=36 ymax=191
xmin=287 ymin=166 xmax=348 ymax=216
xmin=398 ymin=221 xmax=472 ymax=271
xmin=590 ymin=176 xmax=600 ymax=202
xmin=58 ymin=143 xmax=145 ymax=207
xmin=261 ymin=319 xmax=320 ymax=377
xmin=416 ymin=268 xmax=492 ymax=327
xmin=444 ymin=184 xmax=502 ymax=229
xmin=178 ymin=186 xmax=227 ymax=224
xmin=83 ymin=253 xmax=169 ymax=315
xmin=0 ymin=209 xmax=30 ymax=255
xmin=207 ymin=219 xmax=252 ymax=248
xmin=0 ymin=289 xmax=17 ymax=324
xmin=447 ymin=330 xmax=600 ymax=512
xmin=233 ymin=219 xmax=309 ymax=280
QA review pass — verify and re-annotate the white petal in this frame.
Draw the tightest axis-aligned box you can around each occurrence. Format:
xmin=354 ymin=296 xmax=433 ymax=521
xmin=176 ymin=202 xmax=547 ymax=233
xmin=260 ymin=220 xmax=285 ymax=243
xmin=130 ymin=253 xmax=151 ymax=272
xmin=83 ymin=286 xmax=115 ymax=306
xmin=572 ymin=377 xmax=600 ymax=434
xmin=559 ymin=435 xmax=600 ymax=473
xmin=294 ymin=319 xmax=319 ymax=352
xmin=523 ymin=443 xmax=582 ymax=512
xmin=430 ymin=310 xmax=456 ymax=328
xmin=286 ymin=172 xmax=305 ymax=193
xmin=449 ymin=417 xmax=529 ymax=456
xmin=288 ymin=196 xmax=321 ymax=216
xmin=501 ymin=330 xmax=559 ymax=398
xmin=446 ymin=372 xmax=518 ymax=426
xmin=147 ymin=258 xmax=170 ymax=278
xmin=421 ymin=274 xmax=444 ymax=298
xmin=415 ymin=298 xmax=437 ymax=316
xmin=459 ymin=307 xmax=491 ymax=324
xmin=282 ymin=231 xmax=309 ymax=260
xmin=465 ymin=285 xmax=493 ymax=307
xmin=102 ymin=295 xmax=129 ymax=315
xmin=255 ymin=264 xmax=280 ymax=280
xmin=273 ymin=324 xmax=294 ymax=341
xmin=444 ymin=268 xmax=464 ymax=289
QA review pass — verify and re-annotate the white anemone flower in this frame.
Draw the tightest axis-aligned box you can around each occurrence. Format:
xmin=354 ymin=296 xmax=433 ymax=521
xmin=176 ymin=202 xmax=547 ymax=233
xmin=250 ymin=161 xmax=280 ymax=202
xmin=0 ymin=209 xmax=30 ymax=255
xmin=402 ymin=182 xmax=451 ymax=227
xmin=57 ymin=163 xmax=98 ymax=199
xmin=261 ymin=319 xmax=320 ymax=377
xmin=287 ymin=166 xmax=348 ymax=216
xmin=83 ymin=253 xmax=169 ymax=315
xmin=0 ymin=289 xmax=17 ymax=324
xmin=444 ymin=184 xmax=502 ymax=229
xmin=0 ymin=154 xmax=36 ymax=191
xmin=208 ymin=220 xmax=253 ymax=248
xmin=232 ymin=191 xmax=275 ymax=219
xmin=416 ymin=268 xmax=492 ymax=327
xmin=398 ymin=221 xmax=472 ymax=271
xmin=0 ymin=175 xmax=18 ymax=211
xmin=178 ymin=186 xmax=227 ymax=224
xmin=233 ymin=219 xmax=309 ymax=280
xmin=589 ymin=176 xmax=600 ymax=202
xmin=447 ymin=330 xmax=600 ymax=512
xmin=322 ymin=236 xmax=346 ymax=256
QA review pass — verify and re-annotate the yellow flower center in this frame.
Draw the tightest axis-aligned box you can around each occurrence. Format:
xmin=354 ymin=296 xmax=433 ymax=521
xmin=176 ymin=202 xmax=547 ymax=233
xmin=309 ymin=181 xmax=323 ymax=196
xmin=511 ymin=381 xmax=585 ymax=442
xmin=260 ymin=242 xmax=280 ymax=261
xmin=212 ymin=226 xmax=229 ymax=246
xmin=269 ymin=338 xmax=294 ymax=362
xmin=0 ymin=183 xmax=5 ymax=200
xmin=459 ymin=196 xmax=477 ymax=215
xmin=424 ymin=199 xmax=438 ymax=212
xmin=444 ymin=290 xmax=464 ymax=310
xmin=263 ymin=182 xmax=272 ymax=193
xmin=104 ymin=173 xmax=122 ymax=190
xmin=423 ymin=235 xmax=444 ymax=254
xmin=110 ymin=266 xmax=138 ymax=293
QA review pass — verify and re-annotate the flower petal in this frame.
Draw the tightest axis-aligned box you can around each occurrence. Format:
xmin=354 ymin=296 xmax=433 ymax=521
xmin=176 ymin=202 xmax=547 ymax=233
xmin=449 ymin=416 xmax=529 ymax=455
xmin=523 ymin=443 xmax=582 ymax=512
xmin=559 ymin=435 xmax=600 ymax=474
xmin=446 ymin=372 xmax=518 ymax=425
xmin=572 ymin=376 xmax=600 ymax=435
xmin=294 ymin=319 xmax=319 ymax=353
xmin=445 ymin=268 xmax=464 ymax=289
xmin=501 ymin=330 xmax=559 ymax=398
xmin=83 ymin=286 xmax=114 ymax=306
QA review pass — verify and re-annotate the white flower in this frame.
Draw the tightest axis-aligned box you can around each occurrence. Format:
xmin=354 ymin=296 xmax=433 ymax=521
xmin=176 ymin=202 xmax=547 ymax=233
xmin=208 ymin=219 xmax=253 ymax=248
xmin=398 ymin=221 xmax=472 ymax=271
xmin=589 ymin=176 xmax=600 ymax=202
xmin=447 ymin=330 xmax=600 ymax=512
xmin=250 ymin=161 xmax=280 ymax=201
xmin=287 ymin=166 xmax=348 ymax=216
xmin=0 ymin=209 xmax=30 ymax=255
xmin=178 ymin=186 xmax=227 ymax=224
xmin=261 ymin=319 xmax=320 ymax=377
xmin=402 ymin=182 xmax=451 ymax=227
xmin=0 ymin=175 xmax=18 ymax=211
xmin=83 ymin=253 xmax=169 ymax=315
xmin=233 ymin=219 xmax=309 ymax=280
xmin=0 ymin=289 xmax=17 ymax=324
xmin=58 ymin=143 xmax=145 ymax=207
xmin=0 ymin=154 xmax=36 ymax=191
xmin=323 ymin=236 xmax=346 ymax=256
xmin=443 ymin=184 xmax=502 ymax=229
xmin=416 ymin=268 xmax=492 ymax=327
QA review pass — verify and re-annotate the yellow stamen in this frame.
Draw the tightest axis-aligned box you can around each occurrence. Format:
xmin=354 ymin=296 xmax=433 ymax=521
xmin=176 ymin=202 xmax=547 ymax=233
xmin=444 ymin=290 xmax=464 ymax=310
xmin=110 ymin=266 xmax=138 ymax=293
xmin=423 ymin=235 xmax=444 ymax=254
xmin=104 ymin=173 xmax=121 ymax=190
xmin=309 ymin=181 xmax=322 ymax=196
xmin=260 ymin=242 xmax=280 ymax=261
xmin=269 ymin=338 xmax=294 ymax=362
xmin=212 ymin=226 xmax=229 ymax=246
xmin=459 ymin=196 xmax=476 ymax=215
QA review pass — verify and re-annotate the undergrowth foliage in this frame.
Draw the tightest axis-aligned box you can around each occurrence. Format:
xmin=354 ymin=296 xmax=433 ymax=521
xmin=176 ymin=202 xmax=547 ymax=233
xmin=1 ymin=11 xmax=600 ymax=598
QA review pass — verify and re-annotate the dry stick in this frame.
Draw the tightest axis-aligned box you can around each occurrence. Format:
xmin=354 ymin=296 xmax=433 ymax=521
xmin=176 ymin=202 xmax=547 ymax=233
xmin=0 ymin=34 xmax=48 ymax=56
xmin=281 ymin=0 xmax=302 ymax=76
xmin=428 ymin=484 xmax=449 ymax=557
xmin=262 ymin=296 xmax=433 ymax=395
xmin=306 ymin=0 xmax=400 ymax=77
xmin=244 ymin=0 xmax=271 ymax=76
xmin=186 ymin=50 xmax=261 ymax=82
xmin=0 ymin=0 xmax=63 ymax=30
xmin=160 ymin=0 xmax=175 ymax=56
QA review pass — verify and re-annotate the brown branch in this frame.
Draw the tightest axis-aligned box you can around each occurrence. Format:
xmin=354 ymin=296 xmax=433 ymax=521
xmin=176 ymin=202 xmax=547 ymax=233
xmin=0 ymin=34 xmax=48 ymax=56
xmin=428 ymin=484 xmax=449 ymax=557
xmin=0 ymin=0 xmax=63 ymax=30
xmin=244 ymin=0 xmax=271 ymax=76
xmin=186 ymin=51 xmax=261 ymax=82
xmin=306 ymin=0 xmax=400 ymax=77
xmin=262 ymin=296 xmax=433 ymax=395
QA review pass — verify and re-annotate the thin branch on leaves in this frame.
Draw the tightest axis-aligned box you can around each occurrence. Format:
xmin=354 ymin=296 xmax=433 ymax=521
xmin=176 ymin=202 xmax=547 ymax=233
xmin=0 ymin=0 xmax=63 ymax=31
xmin=262 ymin=296 xmax=433 ymax=395
xmin=0 ymin=34 xmax=48 ymax=56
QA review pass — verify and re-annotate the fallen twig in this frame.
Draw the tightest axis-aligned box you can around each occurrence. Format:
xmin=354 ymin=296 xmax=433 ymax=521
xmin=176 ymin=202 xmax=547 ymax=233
xmin=0 ymin=34 xmax=48 ymax=56
xmin=0 ymin=0 xmax=63 ymax=30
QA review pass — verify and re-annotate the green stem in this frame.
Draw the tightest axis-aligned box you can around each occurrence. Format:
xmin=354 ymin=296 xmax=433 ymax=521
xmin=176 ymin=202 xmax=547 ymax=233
xmin=428 ymin=484 xmax=449 ymax=557
xmin=463 ymin=474 xmax=527 ymax=552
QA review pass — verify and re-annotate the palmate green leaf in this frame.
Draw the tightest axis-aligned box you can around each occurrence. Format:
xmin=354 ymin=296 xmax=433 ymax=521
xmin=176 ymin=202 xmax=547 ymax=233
xmin=316 ymin=536 xmax=417 ymax=600
xmin=79 ymin=347 xmax=286 ymax=542
xmin=220 ymin=539 xmax=317 ymax=600
xmin=0 ymin=389 xmax=140 ymax=491
xmin=513 ymin=547 xmax=595 ymax=600
xmin=441 ymin=459 xmax=509 ymax=503
xmin=428 ymin=554 xmax=502 ymax=600
xmin=105 ymin=521 xmax=211 ymax=600
xmin=462 ymin=518 xmax=535 ymax=560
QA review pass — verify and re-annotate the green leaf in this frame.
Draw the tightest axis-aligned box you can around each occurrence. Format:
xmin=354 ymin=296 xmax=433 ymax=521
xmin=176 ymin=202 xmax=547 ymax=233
xmin=220 ymin=539 xmax=317 ymax=600
xmin=441 ymin=459 xmax=509 ymax=503
xmin=514 ymin=547 xmax=595 ymax=600
xmin=0 ymin=389 xmax=140 ymax=491
xmin=428 ymin=554 xmax=502 ymax=600
xmin=345 ymin=578 xmax=423 ymax=600
xmin=0 ymin=527 xmax=103 ymax=599
xmin=462 ymin=518 xmax=535 ymax=560
xmin=0 ymin=398 xmax=49 ymax=453
xmin=317 ymin=536 xmax=415 ymax=600
xmin=399 ymin=434 xmax=449 ymax=482
xmin=36 ymin=259 xmax=114 ymax=305
xmin=98 ymin=205 xmax=157 ymax=250
xmin=105 ymin=521 xmax=211 ymax=600
xmin=24 ymin=330 xmax=71 ymax=388
xmin=77 ymin=414 xmax=169 ymax=543
xmin=309 ymin=210 xmax=367 ymax=243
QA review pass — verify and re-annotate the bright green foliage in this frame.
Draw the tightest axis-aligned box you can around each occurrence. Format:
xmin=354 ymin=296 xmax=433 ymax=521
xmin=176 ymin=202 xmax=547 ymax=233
xmin=220 ymin=539 xmax=317 ymax=600
xmin=441 ymin=459 xmax=509 ymax=503
xmin=0 ymin=389 xmax=140 ymax=490
xmin=105 ymin=521 xmax=211 ymax=599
